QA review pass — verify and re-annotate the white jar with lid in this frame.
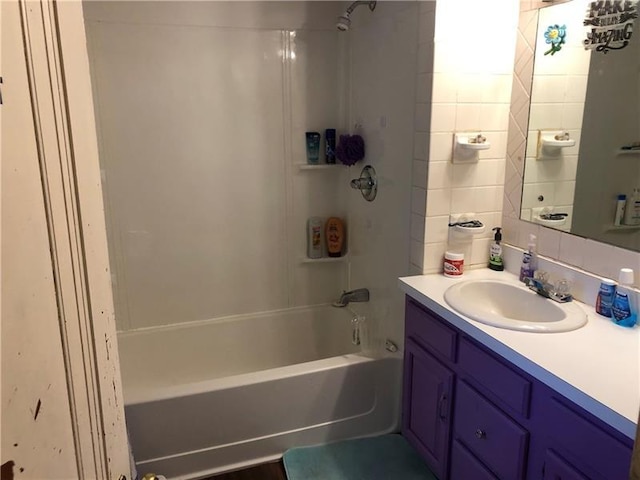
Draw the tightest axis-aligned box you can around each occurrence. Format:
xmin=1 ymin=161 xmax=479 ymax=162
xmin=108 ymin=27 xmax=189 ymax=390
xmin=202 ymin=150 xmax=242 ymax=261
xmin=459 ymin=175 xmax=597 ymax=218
xmin=443 ymin=251 xmax=464 ymax=277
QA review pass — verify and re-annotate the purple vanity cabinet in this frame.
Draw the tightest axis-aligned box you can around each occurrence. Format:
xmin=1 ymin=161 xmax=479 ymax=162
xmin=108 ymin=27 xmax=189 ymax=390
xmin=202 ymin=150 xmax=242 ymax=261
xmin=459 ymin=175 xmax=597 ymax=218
xmin=542 ymin=450 xmax=589 ymax=480
xmin=402 ymin=297 xmax=634 ymax=480
xmin=403 ymin=297 xmax=458 ymax=479
xmin=450 ymin=440 xmax=499 ymax=480
xmin=403 ymin=338 xmax=454 ymax=480
xmin=453 ymin=381 xmax=529 ymax=479
xmin=537 ymin=395 xmax=633 ymax=479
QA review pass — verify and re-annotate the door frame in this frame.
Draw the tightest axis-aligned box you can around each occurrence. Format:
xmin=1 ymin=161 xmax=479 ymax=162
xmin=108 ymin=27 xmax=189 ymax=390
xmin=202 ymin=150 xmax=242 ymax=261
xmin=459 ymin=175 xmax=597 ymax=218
xmin=15 ymin=0 xmax=130 ymax=477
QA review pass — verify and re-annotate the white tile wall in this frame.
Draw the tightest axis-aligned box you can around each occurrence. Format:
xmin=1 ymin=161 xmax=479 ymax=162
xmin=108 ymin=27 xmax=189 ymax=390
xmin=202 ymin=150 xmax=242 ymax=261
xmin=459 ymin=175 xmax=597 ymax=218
xmin=412 ymin=160 xmax=428 ymax=187
xmin=408 ymin=4 xmax=436 ymax=274
xmin=429 ymin=133 xmax=454 ymax=161
xmin=414 ymin=103 xmax=430 ymax=132
xmin=560 ymin=232 xmax=585 ymax=267
xmin=424 ymin=243 xmax=447 ymax=271
xmin=452 ymin=160 xmax=506 ymax=188
xmin=425 ymin=215 xmax=449 ymax=245
xmin=451 ymin=186 xmax=505 ymax=214
xmin=426 ymin=188 xmax=451 ymax=217
xmin=537 ymin=224 xmax=562 ymax=259
xmin=416 ymin=74 xmax=433 ymax=103
xmin=411 ymin=0 xmax=519 ymax=273
xmin=417 ymin=42 xmax=434 ymax=74
xmin=430 ymin=104 xmax=457 ymax=132
xmin=347 ymin=1 xmax=419 ymax=351
xmin=412 ymin=186 xmax=428 ymax=215
xmin=410 ymin=239 xmax=425 ymax=267
xmin=411 ymin=214 xmax=426 ymax=242
xmin=427 ymin=162 xmax=452 ymax=190
xmin=414 ymin=132 xmax=430 ymax=160
xmin=504 ymin=220 xmax=640 ymax=287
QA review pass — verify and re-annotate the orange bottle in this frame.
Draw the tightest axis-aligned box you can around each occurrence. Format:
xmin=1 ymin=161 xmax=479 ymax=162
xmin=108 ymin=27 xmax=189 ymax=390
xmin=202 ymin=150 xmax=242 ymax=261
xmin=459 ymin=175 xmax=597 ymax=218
xmin=325 ymin=217 xmax=345 ymax=257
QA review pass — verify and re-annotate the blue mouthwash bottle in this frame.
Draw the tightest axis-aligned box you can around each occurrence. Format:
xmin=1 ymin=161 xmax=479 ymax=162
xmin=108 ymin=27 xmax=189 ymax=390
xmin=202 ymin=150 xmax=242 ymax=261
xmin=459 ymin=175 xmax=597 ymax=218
xmin=611 ymin=268 xmax=638 ymax=328
xmin=595 ymin=278 xmax=616 ymax=318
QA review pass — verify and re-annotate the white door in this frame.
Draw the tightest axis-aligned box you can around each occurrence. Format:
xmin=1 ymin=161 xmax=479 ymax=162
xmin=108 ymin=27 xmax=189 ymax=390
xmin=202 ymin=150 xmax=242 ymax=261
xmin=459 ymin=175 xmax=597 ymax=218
xmin=1 ymin=1 xmax=130 ymax=478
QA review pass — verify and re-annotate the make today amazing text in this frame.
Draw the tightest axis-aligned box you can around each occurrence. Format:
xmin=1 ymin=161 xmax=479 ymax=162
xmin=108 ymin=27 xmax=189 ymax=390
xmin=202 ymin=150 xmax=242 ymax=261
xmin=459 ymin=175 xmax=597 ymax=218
xmin=584 ymin=0 xmax=638 ymax=51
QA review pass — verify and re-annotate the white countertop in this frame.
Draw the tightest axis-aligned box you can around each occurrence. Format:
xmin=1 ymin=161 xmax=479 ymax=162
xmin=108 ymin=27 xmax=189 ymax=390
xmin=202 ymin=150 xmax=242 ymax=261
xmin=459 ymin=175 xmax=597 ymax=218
xmin=399 ymin=269 xmax=640 ymax=440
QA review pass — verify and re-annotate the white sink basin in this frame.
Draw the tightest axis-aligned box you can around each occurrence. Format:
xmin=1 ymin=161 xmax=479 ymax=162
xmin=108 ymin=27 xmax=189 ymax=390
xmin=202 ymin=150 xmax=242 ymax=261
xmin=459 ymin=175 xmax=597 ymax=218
xmin=444 ymin=279 xmax=588 ymax=333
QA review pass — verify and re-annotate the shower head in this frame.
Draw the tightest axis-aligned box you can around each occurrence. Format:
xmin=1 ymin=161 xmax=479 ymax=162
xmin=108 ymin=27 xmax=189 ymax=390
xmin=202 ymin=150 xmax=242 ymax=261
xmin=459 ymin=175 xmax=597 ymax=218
xmin=336 ymin=13 xmax=351 ymax=31
xmin=336 ymin=1 xmax=376 ymax=31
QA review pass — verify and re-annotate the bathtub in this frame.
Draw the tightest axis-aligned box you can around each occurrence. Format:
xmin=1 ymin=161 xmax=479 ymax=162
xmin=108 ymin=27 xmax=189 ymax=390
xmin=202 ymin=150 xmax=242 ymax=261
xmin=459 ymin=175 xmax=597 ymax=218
xmin=118 ymin=305 xmax=402 ymax=479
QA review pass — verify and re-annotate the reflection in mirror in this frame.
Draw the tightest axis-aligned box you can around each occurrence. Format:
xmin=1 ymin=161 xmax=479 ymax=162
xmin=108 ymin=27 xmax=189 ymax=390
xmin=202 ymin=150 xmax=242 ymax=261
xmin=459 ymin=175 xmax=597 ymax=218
xmin=521 ymin=0 xmax=640 ymax=252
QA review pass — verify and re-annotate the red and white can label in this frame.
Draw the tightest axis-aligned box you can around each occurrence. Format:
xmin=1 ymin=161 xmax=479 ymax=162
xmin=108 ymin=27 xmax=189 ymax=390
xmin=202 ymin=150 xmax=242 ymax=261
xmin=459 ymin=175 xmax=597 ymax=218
xmin=443 ymin=258 xmax=464 ymax=277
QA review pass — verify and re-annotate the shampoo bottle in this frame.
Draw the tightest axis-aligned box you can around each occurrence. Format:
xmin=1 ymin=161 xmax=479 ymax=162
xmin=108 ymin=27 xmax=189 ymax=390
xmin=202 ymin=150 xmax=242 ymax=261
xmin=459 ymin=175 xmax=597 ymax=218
xmin=611 ymin=268 xmax=638 ymax=327
xmin=307 ymin=217 xmax=323 ymax=259
xmin=633 ymin=188 xmax=640 ymax=225
xmin=623 ymin=188 xmax=640 ymax=226
xmin=614 ymin=194 xmax=626 ymax=226
xmin=325 ymin=217 xmax=345 ymax=257
xmin=325 ymin=129 xmax=336 ymax=164
xmin=488 ymin=227 xmax=504 ymax=271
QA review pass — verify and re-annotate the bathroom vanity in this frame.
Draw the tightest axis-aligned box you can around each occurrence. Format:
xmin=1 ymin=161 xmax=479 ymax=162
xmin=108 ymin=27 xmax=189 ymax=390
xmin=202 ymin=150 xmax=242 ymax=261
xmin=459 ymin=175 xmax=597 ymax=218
xmin=399 ymin=271 xmax=638 ymax=480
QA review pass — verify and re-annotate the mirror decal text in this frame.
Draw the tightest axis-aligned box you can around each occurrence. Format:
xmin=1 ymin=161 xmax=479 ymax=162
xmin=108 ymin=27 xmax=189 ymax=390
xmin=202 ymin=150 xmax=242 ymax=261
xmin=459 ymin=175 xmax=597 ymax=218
xmin=583 ymin=0 xmax=639 ymax=52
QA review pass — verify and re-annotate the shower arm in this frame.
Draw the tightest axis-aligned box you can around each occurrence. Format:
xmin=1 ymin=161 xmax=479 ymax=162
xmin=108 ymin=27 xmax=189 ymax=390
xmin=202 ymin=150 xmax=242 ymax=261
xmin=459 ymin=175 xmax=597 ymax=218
xmin=346 ymin=0 xmax=377 ymax=15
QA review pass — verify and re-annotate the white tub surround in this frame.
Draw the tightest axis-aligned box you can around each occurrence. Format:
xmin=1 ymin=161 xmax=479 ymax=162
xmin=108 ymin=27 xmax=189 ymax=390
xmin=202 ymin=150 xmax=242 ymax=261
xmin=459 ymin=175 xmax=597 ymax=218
xmin=119 ymin=306 xmax=401 ymax=479
xmin=399 ymin=269 xmax=639 ymax=439
xmin=118 ymin=306 xmax=360 ymax=402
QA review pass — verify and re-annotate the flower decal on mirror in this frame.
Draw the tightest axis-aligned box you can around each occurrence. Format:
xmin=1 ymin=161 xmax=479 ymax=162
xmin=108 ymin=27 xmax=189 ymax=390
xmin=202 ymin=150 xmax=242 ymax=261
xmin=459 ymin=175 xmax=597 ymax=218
xmin=544 ymin=24 xmax=567 ymax=55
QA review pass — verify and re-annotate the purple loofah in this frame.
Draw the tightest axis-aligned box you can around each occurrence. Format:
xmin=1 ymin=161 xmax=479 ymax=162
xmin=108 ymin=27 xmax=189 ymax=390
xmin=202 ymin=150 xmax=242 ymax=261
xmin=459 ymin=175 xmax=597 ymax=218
xmin=336 ymin=134 xmax=365 ymax=166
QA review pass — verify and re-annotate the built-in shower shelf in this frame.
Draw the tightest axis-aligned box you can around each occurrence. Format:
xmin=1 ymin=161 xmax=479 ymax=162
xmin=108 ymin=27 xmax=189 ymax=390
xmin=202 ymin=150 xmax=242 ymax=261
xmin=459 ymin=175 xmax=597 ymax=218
xmin=297 ymin=163 xmax=347 ymax=171
xmin=615 ymin=149 xmax=640 ymax=156
xmin=300 ymin=255 xmax=349 ymax=264
xmin=604 ymin=224 xmax=640 ymax=233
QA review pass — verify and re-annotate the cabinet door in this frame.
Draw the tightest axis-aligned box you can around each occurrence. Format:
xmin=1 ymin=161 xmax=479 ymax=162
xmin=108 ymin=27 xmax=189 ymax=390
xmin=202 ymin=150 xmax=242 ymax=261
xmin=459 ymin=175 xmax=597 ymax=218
xmin=453 ymin=381 xmax=528 ymax=480
xmin=543 ymin=450 xmax=589 ymax=480
xmin=544 ymin=397 xmax=632 ymax=479
xmin=403 ymin=338 xmax=455 ymax=480
xmin=450 ymin=441 xmax=498 ymax=480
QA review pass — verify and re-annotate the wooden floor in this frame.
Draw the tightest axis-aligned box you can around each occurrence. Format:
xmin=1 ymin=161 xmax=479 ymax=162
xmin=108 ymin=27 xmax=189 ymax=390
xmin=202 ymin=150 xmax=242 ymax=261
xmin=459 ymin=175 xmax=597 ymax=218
xmin=203 ymin=461 xmax=287 ymax=480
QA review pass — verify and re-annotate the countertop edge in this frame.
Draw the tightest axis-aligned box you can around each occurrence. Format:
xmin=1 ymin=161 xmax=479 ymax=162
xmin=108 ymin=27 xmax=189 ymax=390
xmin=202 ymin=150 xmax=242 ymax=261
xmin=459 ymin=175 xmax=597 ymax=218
xmin=398 ymin=277 xmax=637 ymax=440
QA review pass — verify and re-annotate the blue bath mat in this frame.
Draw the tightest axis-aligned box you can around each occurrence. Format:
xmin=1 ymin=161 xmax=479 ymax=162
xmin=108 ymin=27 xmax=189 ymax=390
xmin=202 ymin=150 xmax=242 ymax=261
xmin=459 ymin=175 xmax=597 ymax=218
xmin=283 ymin=434 xmax=437 ymax=480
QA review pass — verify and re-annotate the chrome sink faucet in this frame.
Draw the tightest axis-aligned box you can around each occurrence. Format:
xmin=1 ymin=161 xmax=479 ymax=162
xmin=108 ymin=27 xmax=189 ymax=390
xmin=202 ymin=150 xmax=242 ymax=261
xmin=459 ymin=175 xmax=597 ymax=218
xmin=333 ymin=288 xmax=370 ymax=307
xmin=524 ymin=271 xmax=573 ymax=303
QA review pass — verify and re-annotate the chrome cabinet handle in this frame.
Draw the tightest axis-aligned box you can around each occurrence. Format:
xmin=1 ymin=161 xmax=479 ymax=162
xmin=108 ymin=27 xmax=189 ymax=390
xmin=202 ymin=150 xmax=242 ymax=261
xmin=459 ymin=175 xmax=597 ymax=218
xmin=475 ymin=428 xmax=486 ymax=439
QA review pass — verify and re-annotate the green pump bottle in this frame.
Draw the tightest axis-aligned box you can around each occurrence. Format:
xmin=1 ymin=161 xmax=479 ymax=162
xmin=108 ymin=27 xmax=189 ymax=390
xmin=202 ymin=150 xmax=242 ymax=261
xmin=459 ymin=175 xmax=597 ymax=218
xmin=489 ymin=227 xmax=504 ymax=271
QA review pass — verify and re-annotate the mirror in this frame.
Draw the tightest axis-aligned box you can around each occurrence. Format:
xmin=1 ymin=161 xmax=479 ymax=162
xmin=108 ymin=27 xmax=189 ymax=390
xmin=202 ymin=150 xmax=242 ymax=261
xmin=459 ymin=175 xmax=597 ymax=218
xmin=520 ymin=0 xmax=640 ymax=252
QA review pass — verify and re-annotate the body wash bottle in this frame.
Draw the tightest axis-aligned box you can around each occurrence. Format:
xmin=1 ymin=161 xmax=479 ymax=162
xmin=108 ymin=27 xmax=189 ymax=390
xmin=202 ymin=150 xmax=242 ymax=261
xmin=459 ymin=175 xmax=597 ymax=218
xmin=623 ymin=188 xmax=640 ymax=225
xmin=325 ymin=217 xmax=345 ymax=257
xmin=614 ymin=194 xmax=626 ymax=227
xmin=307 ymin=217 xmax=323 ymax=259
xmin=611 ymin=268 xmax=637 ymax=327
